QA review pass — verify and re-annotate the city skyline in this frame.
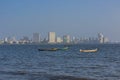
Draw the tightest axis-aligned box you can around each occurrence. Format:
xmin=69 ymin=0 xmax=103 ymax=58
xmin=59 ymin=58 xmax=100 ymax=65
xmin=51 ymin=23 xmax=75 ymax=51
xmin=0 ymin=0 xmax=120 ymax=42
xmin=0 ymin=32 xmax=106 ymax=39
xmin=0 ymin=32 xmax=109 ymax=44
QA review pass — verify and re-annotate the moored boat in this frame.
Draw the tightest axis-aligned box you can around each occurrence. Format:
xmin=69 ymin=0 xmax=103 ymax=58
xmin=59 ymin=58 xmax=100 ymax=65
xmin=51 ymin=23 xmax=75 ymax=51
xmin=38 ymin=48 xmax=58 ymax=51
xmin=80 ymin=48 xmax=98 ymax=53
xmin=38 ymin=47 xmax=69 ymax=51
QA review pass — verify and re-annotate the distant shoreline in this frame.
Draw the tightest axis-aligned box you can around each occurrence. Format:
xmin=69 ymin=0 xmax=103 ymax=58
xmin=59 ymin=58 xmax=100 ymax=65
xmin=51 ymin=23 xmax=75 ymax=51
xmin=0 ymin=43 xmax=119 ymax=45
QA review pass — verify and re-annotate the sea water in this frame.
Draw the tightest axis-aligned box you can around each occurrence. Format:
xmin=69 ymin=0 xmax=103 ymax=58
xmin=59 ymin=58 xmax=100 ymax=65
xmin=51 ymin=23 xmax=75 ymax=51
xmin=0 ymin=44 xmax=120 ymax=80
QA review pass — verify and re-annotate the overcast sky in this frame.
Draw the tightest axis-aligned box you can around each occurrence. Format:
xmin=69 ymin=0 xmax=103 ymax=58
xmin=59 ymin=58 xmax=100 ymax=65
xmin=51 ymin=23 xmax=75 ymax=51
xmin=0 ymin=0 xmax=120 ymax=41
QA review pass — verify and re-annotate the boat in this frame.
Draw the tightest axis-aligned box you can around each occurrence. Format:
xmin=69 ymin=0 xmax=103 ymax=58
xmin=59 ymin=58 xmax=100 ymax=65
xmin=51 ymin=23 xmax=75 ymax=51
xmin=58 ymin=47 xmax=69 ymax=50
xmin=80 ymin=48 xmax=98 ymax=53
xmin=38 ymin=47 xmax=69 ymax=51
xmin=38 ymin=48 xmax=58 ymax=51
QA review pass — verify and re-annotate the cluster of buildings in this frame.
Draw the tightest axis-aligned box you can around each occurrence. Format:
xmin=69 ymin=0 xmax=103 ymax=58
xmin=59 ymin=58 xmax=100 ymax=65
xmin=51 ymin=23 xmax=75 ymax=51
xmin=0 ymin=32 xmax=109 ymax=44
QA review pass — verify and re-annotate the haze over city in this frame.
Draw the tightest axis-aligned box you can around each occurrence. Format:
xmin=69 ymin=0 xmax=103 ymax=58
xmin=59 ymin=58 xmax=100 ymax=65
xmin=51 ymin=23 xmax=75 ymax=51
xmin=0 ymin=0 xmax=120 ymax=42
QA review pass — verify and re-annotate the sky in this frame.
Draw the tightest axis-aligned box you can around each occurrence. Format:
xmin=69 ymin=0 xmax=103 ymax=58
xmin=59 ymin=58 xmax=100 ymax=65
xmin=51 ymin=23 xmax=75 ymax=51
xmin=0 ymin=0 xmax=120 ymax=41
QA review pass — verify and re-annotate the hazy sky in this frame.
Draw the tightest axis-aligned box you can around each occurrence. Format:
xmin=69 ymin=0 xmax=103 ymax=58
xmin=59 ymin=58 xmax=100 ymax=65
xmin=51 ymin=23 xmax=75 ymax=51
xmin=0 ymin=0 xmax=120 ymax=41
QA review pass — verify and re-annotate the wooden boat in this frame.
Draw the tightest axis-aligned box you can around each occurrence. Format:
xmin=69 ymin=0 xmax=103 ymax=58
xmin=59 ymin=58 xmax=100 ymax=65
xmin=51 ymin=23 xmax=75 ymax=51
xmin=38 ymin=48 xmax=58 ymax=51
xmin=80 ymin=48 xmax=98 ymax=53
xmin=38 ymin=47 xmax=69 ymax=51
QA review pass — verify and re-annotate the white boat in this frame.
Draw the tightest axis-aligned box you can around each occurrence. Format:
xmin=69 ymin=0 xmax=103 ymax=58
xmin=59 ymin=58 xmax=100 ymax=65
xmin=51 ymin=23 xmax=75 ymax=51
xmin=80 ymin=48 xmax=98 ymax=53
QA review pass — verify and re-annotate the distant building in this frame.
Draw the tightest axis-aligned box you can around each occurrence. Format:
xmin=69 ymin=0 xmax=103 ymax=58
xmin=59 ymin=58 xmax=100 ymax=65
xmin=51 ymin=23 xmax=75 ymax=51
xmin=98 ymin=33 xmax=104 ymax=43
xmin=23 ymin=36 xmax=29 ymax=41
xmin=63 ymin=35 xmax=70 ymax=43
xmin=19 ymin=36 xmax=30 ymax=44
xmin=103 ymin=37 xmax=109 ymax=43
xmin=41 ymin=38 xmax=48 ymax=43
xmin=72 ymin=37 xmax=79 ymax=44
xmin=56 ymin=37 xmax=63 ymax=43
xmin=0 ymin=40 xmax=4 ymax=44
xmin=4 ymin=37 xmax=8 ymax=43
xmin=32 ymin=33 xmax=40 ymax=43
xmin=48 ymin=32 xmax=56 ymax=43
xmin=3 ymin=36 xmax=18 ymax=44
xmin=12 ymin=36 xmax=16 ymax=42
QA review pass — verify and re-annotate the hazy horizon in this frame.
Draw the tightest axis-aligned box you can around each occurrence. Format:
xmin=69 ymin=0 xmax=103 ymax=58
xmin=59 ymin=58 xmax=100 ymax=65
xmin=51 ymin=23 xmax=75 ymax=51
xmin=0 ymin=0 xmax=120 ymax=42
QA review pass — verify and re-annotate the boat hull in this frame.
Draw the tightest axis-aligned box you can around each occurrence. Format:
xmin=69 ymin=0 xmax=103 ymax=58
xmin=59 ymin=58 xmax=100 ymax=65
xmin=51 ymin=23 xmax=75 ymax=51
xmin=38 ymin=48 xmax=58 ymax=51
xmin=80 ymin=49 xmax=97 ymax=53
xmin=38 ymin=47 xmax=69 ymax=51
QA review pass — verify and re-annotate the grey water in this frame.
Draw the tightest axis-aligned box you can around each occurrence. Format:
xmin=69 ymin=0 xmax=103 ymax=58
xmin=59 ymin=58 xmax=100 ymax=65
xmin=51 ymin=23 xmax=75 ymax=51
xmin=0 ymin=44 xmax=120 ymax=80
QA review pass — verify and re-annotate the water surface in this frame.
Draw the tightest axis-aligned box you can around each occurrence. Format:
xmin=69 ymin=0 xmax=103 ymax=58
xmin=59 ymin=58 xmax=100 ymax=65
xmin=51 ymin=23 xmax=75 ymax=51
xmin=0 ymin=44 xmax=120 ymax=80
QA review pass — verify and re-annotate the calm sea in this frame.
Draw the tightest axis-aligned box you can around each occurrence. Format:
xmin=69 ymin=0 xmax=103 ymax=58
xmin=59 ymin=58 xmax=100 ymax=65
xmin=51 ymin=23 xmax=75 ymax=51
xmin=0 ymin=44 xmax=120 ymax=80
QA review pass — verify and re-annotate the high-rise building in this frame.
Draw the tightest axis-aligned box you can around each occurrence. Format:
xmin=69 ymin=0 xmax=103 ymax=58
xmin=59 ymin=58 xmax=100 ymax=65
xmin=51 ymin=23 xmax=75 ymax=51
xmin=98 ymin=33 xmax=104 ymax=43
xmin=63 ymin=35 xmax=70 ymax=43
xmin=32 ymin=33 xmax=40 ymax=43
xmin=48 ymin=32 xmax=56 ymax=43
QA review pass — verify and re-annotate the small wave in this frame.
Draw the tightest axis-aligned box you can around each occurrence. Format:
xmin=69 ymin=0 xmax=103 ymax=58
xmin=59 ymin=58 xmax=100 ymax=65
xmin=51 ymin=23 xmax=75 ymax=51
xmin=0 ymin=70 xmax=27 ymax=75
xmin=49 ymin=75 xmax=95 ymax=80
xmin=0 ymin=70 xmax=95 ymax=80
